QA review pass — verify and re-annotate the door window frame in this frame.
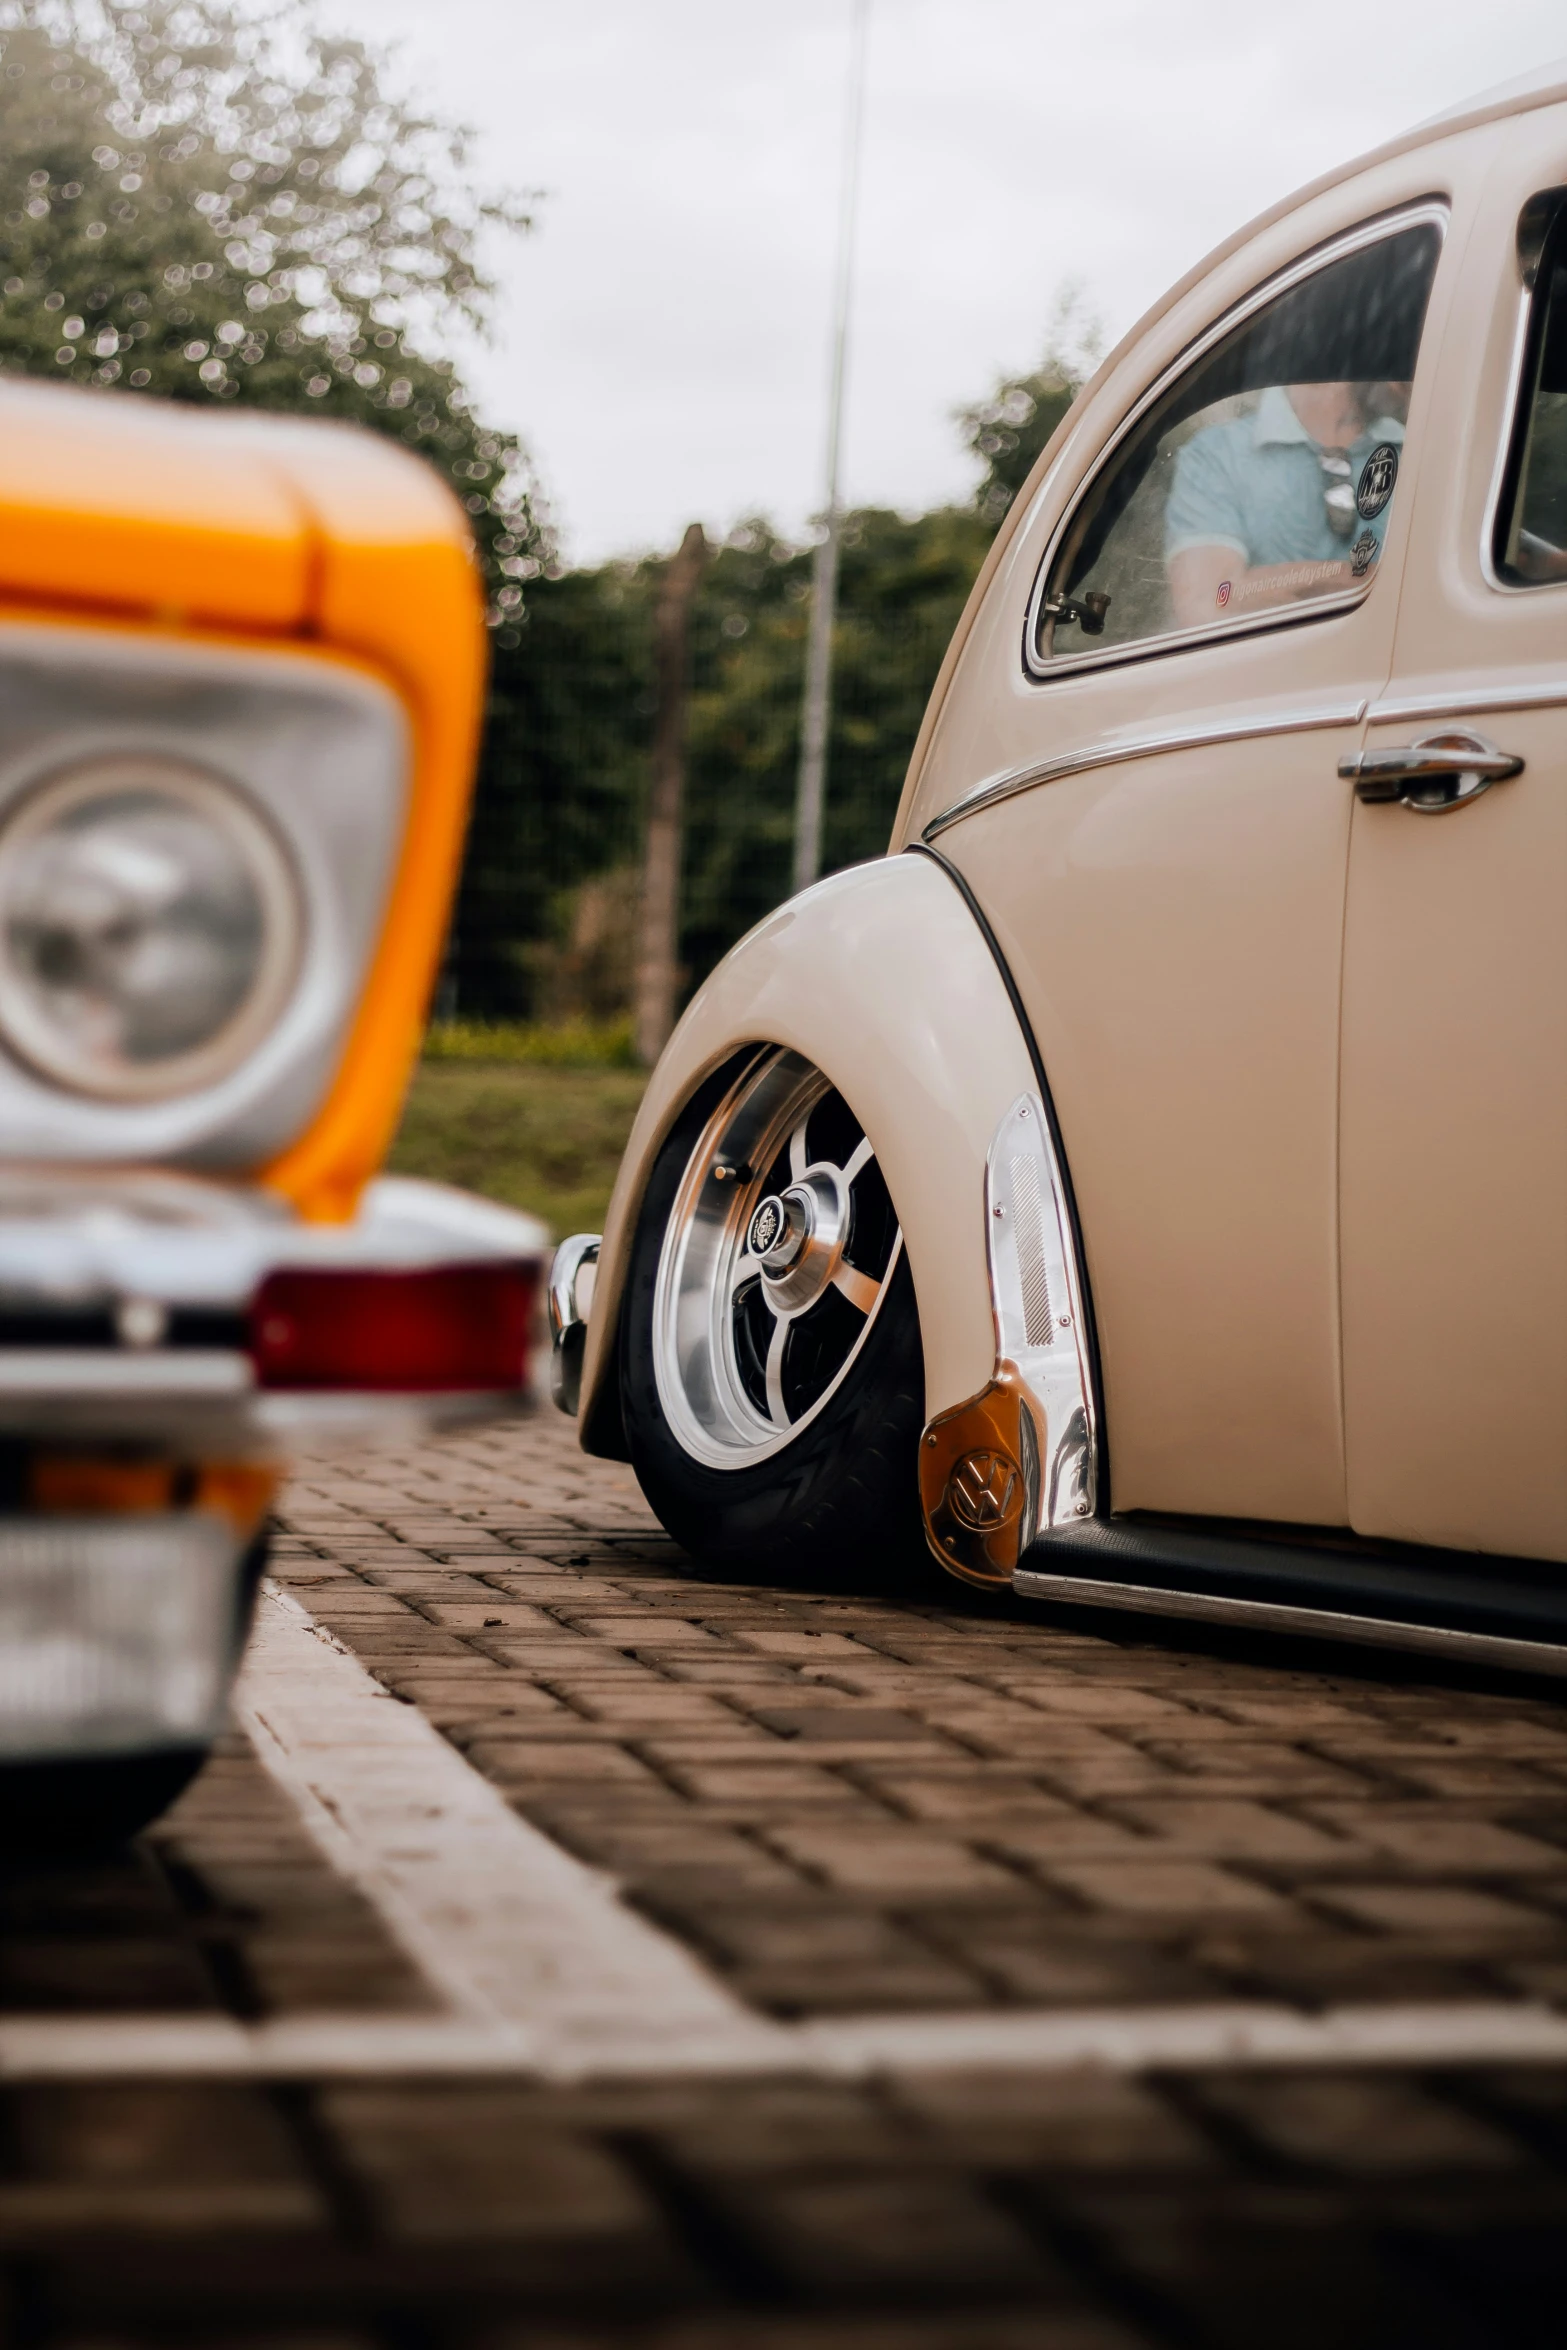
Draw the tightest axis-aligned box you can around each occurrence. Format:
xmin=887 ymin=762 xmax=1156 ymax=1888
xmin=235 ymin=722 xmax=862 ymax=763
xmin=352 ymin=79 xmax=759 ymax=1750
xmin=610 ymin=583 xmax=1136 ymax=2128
xmin=1021 ymin=199 xmax=1450 ymax=685
xmin=1484 ymin=186 xmax=1567 ymax=593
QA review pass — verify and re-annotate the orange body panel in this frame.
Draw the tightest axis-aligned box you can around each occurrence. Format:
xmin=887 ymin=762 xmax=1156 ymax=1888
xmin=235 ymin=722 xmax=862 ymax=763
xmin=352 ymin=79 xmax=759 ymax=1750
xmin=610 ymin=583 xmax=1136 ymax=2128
xmin=0 ymin=379 xmax=486 ymax=1220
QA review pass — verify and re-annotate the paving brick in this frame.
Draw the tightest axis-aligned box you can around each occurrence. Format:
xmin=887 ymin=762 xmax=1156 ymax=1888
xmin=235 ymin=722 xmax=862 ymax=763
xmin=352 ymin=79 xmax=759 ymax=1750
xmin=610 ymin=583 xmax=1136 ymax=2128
xmin=890 ymin=2069 xmax=1220 ymax=2172
xmin=696 ymin=2170 xmax=1066 ymax=2300
xmin=1110 ymin=1800 xmax=1351 ymax=1863
xmin=1297 ymin=1809 xmax=1567 ymax=1875
xmin=1038 ymin=1858 xmax=1295 ymax=1919
xmin=1188 ymin=2073 xmax=1527 ymax=2175
xmin=1306 ymin=1884 xmax=1557 ymax=1936
xmin=760 ymin=1825 xmax=1028 ymax=1899
xmin=0 ymin=2084 xmax=325 ymax=2237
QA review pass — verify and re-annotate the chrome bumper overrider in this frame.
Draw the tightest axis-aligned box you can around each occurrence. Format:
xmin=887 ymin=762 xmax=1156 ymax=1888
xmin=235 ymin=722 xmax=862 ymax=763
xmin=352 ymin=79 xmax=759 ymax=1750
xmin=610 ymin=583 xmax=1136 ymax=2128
xmin=0 ymin=1171 xmax=549 ymax=1448
xmin=549 ymin=1232 xmax=601 ymax=1415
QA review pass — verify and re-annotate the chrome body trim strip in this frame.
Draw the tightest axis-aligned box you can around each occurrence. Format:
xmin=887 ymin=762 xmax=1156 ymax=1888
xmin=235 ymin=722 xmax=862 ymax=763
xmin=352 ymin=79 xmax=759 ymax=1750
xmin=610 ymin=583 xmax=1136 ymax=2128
xmin=1012 ymin=1566 xmax=1567 ymax=1680
xmin=986 ymin=1094 xmax=1098 ymax=1535
xmin=923 ymin=700 xmax=1367 ymax=841
xmin=0 ymin=1351 xmax=251 ymax=1396
xmin=0 ymin=1171 xmax=549 ymax=1309
xmin=0 ymin=1380 xmax=531 ymax=1448
xmin=1368 ymin=677 xmax=1567 ymax=725
xmin=1020 ymin=201 xmax=1449 ymax=685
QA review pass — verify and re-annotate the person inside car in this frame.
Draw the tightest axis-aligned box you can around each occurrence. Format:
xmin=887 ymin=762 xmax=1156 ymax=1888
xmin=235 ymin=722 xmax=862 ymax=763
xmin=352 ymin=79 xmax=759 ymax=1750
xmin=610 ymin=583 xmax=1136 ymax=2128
xmin=1165 ymin=378 xmax=1409 ymax=628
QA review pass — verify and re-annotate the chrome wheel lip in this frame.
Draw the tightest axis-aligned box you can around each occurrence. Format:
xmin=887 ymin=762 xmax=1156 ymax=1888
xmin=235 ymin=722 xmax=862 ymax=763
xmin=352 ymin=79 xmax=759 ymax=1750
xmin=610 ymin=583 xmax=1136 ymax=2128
xmin=652 ymin=1048 xmax=902 ymax=1473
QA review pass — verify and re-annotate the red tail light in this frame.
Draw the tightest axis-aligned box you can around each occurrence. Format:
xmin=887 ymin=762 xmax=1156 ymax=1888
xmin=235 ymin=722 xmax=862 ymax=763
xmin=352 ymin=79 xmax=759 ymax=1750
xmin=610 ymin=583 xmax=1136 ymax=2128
xmin=251 ymin=1262 xmax=537 ymax=1392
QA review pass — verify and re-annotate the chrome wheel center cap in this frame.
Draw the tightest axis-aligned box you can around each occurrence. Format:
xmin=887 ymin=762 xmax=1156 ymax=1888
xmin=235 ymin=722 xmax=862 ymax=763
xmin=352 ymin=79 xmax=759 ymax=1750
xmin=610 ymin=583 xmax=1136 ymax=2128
xmin=750 ymin=1171 xmax=847 ymax=1313
xmin=750 ymin=1187 xmax=811 ymax=1271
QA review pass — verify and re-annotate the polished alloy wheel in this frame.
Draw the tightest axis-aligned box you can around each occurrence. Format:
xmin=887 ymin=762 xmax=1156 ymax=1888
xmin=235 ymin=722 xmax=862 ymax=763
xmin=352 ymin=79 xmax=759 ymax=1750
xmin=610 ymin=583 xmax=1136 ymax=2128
xmin=652 ymin=1048 xmax=903 ymax=1470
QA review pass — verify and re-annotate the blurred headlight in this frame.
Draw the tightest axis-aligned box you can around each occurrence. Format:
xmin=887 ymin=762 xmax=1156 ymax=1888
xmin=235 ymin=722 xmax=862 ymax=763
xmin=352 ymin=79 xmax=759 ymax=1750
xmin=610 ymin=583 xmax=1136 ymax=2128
xmin=0 ymin=757 xmax=303 ymax=1100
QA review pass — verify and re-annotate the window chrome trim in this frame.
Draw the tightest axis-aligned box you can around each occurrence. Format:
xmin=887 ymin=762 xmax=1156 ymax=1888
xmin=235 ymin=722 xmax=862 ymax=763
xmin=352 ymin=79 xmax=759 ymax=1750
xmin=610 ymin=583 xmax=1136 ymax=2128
xmin=1482 ymin=196 xmax=1565 ymax=593
xmin=922 ymin=699 xmax=1367 ymax=842
xmin=1480 ymin=286 xmax=1535 ymax=590
xmin=1021 ymin=199 xmax=1450 ymax=685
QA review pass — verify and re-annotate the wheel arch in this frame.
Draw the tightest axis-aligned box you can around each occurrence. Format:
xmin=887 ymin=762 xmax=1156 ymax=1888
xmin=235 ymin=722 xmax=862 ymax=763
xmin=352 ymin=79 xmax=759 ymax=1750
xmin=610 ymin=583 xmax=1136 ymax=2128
xmin=579 ymin=850 xmax=1042 ymax=1460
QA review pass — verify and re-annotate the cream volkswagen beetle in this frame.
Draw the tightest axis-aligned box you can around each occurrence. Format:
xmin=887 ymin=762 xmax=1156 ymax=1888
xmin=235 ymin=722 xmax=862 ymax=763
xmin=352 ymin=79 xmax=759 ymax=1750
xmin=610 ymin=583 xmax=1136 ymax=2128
xmin=554 ymin=63 xmax=1567 ymax=1675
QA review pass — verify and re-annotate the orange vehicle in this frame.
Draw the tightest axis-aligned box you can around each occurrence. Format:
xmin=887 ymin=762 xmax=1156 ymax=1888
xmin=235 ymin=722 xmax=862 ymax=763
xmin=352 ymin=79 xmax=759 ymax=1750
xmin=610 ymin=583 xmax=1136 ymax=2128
xmin=0 ymin=379 xmax=543 ymax=1846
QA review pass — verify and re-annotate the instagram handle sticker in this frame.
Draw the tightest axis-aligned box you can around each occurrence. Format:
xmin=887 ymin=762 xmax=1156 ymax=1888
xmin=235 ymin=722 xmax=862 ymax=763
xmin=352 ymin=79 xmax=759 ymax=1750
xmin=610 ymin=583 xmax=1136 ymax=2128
xmin=1215 ymin=579 xmax=1232 ymax=610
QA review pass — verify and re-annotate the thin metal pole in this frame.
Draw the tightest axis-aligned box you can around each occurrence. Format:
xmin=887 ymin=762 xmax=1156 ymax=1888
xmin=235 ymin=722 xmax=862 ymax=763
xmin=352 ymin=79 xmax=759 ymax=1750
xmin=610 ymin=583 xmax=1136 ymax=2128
xmin=792 ymin=0 xmax=870 ymax=895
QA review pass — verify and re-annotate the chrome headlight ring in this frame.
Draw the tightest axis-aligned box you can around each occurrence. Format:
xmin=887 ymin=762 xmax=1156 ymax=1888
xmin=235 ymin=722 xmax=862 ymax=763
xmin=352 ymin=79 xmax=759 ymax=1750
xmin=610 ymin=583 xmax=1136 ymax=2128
xmin=0 ymin=754 xmax=305 ymax=1104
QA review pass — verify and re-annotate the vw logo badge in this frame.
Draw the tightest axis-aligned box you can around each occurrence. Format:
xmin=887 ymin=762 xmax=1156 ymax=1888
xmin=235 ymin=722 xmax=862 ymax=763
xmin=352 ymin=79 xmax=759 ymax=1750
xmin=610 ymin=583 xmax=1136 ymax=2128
xmin=947 ymin=1448 xmax=1022 ymax=1533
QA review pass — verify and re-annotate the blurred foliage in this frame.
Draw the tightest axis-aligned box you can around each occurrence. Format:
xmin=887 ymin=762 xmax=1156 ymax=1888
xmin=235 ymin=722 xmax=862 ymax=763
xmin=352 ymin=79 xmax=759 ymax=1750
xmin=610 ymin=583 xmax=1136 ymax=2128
xmin=423 ymin=1014 xmax=636 ymax=1069
xmin=390 ymin=1060 xmax=647 ymax=1239
xmin=0 ymin=0 xmax=541 ymax=597
xmin=957 ymin=283 xmax=1104 ymax=524
xmin=457 ymin=504 xmax=993 ymax=1017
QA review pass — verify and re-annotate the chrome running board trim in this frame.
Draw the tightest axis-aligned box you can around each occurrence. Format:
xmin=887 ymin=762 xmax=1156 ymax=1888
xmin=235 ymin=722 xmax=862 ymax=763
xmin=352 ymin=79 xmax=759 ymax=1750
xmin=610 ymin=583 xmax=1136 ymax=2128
xmin=1013 ymin=1566 xmax=1567 ymax=1678
xmin=921 ymin=700 xmax=1366 ymax=841
xmin=1015 ymin=1513 xmax=1567 ymax=1677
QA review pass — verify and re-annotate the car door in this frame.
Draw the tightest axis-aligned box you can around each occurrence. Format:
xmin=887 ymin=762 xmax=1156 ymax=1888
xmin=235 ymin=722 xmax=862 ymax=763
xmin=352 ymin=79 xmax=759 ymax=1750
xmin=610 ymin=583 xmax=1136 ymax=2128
xmin=1339 ymin=120 xmax=1567 ymax=1562
xmin=920 ymin=188 xmax=1454 ymax=1529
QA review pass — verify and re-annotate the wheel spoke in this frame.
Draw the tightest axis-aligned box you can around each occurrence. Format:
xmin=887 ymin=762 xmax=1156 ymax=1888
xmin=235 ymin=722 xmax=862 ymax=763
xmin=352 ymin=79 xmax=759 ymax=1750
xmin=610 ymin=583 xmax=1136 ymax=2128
xmin=831 ymin=1259 xmax=880 ymax=1315
xmin=842 ymin=1134 xmax=874 ymax=1183
xmin=763 ymin=1315 xmax=790 ymax=1426
xmin=788 ymin=1112 xmax=811 ymax=1181
xmin=730 ymin=1249 xmax=761 ymax=1297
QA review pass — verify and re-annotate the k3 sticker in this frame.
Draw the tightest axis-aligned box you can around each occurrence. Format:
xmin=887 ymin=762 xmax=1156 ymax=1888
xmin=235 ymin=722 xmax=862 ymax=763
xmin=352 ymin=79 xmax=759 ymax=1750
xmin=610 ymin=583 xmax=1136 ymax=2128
xmin=1356 ymin=443 xmax=1399 ymax=520
xmin=1350 ymin=531 xmax=1380 ymax=578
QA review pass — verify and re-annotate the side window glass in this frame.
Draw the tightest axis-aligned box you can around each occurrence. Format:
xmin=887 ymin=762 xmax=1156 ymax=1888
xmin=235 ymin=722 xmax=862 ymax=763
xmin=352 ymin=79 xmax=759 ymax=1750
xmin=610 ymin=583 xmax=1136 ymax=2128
xmin=1496 ymin=202 xmax=1567 ymax=584
xmin=1032 ymin=218 xmax=1443 ymax=667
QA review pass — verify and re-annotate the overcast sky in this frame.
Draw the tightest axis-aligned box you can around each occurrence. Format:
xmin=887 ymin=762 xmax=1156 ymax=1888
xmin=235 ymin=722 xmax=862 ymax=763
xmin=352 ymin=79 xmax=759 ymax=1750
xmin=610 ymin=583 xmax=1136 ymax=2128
xmin=323 ymin=0 xmax=1563 ymax=565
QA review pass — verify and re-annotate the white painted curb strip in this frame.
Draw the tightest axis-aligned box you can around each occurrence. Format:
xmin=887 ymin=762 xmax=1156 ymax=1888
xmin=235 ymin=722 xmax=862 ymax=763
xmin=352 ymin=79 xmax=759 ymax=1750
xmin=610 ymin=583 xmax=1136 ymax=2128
xmin=235 ymin=1582 xmax=782 ymax=2073
xmin=14 ymin=1583 xmax=1557 ymax=2086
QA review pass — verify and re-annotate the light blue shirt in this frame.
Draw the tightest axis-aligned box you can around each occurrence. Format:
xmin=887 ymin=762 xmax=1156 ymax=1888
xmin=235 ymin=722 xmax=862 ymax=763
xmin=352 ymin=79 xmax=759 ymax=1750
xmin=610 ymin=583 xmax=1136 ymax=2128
xmin=1164 ymin=385 xmax=1405 ymax=570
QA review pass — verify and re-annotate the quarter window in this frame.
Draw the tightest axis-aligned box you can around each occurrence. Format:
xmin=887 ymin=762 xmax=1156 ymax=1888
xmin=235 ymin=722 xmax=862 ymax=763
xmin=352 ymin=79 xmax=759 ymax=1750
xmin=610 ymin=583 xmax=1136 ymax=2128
xmin=1031 ymin=217 xmax=1443 ymax=668
xmin=1495 ymin=201 xmax=1567 ymax=585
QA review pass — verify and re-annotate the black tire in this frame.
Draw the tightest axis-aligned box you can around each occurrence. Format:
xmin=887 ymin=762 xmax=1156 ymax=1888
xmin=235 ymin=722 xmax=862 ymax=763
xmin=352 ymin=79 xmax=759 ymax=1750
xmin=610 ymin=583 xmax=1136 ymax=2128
xmin=619 ymin=1073 xmax=928 ymax=1583
xmin=0 ymin=1746 xmax=208 ymax=1857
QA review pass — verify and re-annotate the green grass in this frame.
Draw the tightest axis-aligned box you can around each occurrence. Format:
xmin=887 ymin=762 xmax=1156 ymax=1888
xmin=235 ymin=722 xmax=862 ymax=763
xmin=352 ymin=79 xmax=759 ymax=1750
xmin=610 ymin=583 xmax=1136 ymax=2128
xmin=389 ymin=1059 xmax=648 ymax=1238
xmin=421 ymin=1015 xmax=636 ymax=1068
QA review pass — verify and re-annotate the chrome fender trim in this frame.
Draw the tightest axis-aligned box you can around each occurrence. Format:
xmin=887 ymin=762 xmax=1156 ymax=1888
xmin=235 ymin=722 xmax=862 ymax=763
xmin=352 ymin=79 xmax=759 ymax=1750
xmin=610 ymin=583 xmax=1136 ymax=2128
xmin=920 ymin=1092 xmax=1099 ymax=1589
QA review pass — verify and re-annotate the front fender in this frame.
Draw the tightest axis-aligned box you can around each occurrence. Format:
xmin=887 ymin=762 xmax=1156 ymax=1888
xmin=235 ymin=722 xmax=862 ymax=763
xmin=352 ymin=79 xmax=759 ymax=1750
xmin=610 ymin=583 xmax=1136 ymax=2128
xmin=579 ymin=852 xmax=1037 ymax=1456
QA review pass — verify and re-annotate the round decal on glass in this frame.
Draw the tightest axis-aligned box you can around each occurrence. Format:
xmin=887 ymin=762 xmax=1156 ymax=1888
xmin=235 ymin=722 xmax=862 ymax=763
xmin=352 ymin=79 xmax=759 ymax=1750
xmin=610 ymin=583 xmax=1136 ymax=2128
xmin=1356 ymin=443 xmax=1399 ymax=520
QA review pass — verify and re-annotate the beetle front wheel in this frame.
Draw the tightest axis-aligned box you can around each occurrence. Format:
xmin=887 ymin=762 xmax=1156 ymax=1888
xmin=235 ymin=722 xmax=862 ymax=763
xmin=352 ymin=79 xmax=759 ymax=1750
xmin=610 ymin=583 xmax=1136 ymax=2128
xmin=619 ymin=1047 xmax=926 ymax=1580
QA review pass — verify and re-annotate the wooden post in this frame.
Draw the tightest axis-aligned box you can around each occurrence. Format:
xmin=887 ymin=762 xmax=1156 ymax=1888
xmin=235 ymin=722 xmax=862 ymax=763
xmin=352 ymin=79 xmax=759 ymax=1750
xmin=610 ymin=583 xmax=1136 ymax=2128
xmin=634 ymin=521 xmax=707 ymax=1068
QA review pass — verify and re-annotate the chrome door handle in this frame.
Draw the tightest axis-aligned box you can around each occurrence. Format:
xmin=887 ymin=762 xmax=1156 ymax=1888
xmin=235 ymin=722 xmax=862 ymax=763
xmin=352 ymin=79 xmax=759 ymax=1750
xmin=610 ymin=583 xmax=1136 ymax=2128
xmin=1338 ymin=729 xmax=1524 ymax=813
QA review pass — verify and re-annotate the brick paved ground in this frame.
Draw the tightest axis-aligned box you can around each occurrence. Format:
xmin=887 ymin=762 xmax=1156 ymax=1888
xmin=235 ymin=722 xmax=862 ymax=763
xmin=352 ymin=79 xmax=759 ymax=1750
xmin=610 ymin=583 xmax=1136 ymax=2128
xmin=277 ymin=1412 xmax=1567 ymax=2022
xmin=7 ymin=1407 xmax=1567 ymax=2344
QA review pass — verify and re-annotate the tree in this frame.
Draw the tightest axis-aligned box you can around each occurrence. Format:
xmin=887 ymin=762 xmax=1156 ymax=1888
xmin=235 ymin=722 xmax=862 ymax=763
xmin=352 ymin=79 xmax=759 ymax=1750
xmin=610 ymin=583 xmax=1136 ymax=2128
xmin=957 ymin=282 xmax=1105 ymax=525
xmin=452 ymin=501 xmax=994 ymax=1022
xmin=0 ymin=0 xmax=542 ymax=597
